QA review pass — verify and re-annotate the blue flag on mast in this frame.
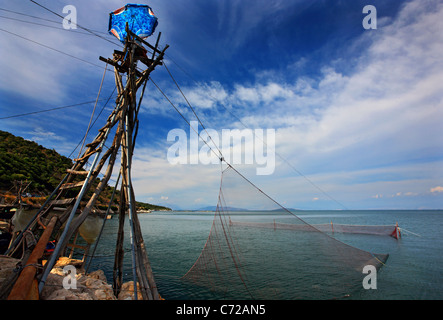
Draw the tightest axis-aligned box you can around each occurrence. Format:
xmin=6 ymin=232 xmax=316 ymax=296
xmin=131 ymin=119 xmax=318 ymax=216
xmin=108 ymin=4 xmax=158 ymax=42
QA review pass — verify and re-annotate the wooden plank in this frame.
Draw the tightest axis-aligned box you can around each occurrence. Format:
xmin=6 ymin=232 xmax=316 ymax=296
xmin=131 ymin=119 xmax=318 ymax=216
xmin=100 ymin=56 xmax=143 ymax=77
xmin=52 ymin=207 xmax=68 ymax=212
xmin=128 ymin=29 xmax=162 ymax=55
xmin=136 ymin=45 xmax=169 ymax=90
xmin=50 ymin=198 xmax=75 ymax=206
xmin=67 ymin=169 xmax=89 ymax=175
xmin=74 ymin=148 xmax=100 ymax=163
xmin=60 ymin=181 xmax=85 ymax=190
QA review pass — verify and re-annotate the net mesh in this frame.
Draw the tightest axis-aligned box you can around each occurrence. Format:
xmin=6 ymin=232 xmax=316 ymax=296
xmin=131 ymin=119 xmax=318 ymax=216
xmin=230 ymin=221 xmax=399 ymax=238
xmin=183 ymin=166 xmax=389 ymax=299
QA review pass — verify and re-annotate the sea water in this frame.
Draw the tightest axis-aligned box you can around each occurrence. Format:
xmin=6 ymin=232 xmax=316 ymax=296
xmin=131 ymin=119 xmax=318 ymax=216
xmin=85 ymin=210 xmax=443 ymax=300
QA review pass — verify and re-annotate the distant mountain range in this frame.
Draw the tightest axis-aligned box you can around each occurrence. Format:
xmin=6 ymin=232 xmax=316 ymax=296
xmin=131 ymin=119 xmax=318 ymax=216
xmin=197 ymin=206 xmax=247 ymax=212
xmin=197 ymin=206 xmax=300 ymax=212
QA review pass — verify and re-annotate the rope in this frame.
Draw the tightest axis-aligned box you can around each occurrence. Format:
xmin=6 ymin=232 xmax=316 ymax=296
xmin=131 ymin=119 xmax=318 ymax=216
xmin=77 ymin=63 xmax=108 ymax=159
xmin=68 ymin=87 xmax=117 ymax=159
xmin=0 ymin=27 xmax=109 ymax=70
xmin=164 ymin=62 xmax=224 ymax=160
xmin=150 ymin=77 xmax=223 ymax=163
xmin=398 ymin=228 xmax=421 ymax=237
xmin=370 ymin=252 xmax=387 ymax=267
xmin=22 ymin=263 xmax=44 ymax=270
xmin=0 ymin=7 xmax=109 ymax=35
xmin=0 ymin=99 xmax=109 ymax=120
xmin=0 ymin=15 xmax=102 ymax=36
xmin=154 ymin=67 xmax=343 ymax=221
xmin=29 ymin=0 xmax=121 ymax=47
xmin=163 ymin=54 xmax=349 ymax=210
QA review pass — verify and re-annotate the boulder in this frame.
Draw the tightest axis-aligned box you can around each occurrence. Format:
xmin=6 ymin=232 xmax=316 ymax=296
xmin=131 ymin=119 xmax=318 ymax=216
xmin=0 ymin=257 xmax=20 ymax=284
xmin=118 ymin=281 xmax=141 ymax=300
xmin=39 ymin=263 xmax=116 ymax=300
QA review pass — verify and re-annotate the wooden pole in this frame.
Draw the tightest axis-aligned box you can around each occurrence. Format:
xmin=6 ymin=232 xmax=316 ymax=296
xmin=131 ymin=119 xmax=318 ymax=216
xmin=38 ymin=92 xmax=123 ymax=294
xmin=8 ymin=216 xmax=58 ymax=300
xmin=113 ymin=179 xmax=126 ymax=298
xmin=59 ymin=124 xmax=123 ymax=250
xmin=9 ymin=25 xmax=169 ymax=300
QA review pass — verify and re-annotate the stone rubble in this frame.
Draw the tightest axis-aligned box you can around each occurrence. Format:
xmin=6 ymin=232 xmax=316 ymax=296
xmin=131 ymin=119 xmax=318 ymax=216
xmin=1 ymin=256 xmax=141 ymax=300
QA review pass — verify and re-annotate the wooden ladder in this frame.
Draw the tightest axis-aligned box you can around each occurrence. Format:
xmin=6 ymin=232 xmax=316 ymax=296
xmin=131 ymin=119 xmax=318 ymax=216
xmin=66 ymin=231 xmax=90 ymax=267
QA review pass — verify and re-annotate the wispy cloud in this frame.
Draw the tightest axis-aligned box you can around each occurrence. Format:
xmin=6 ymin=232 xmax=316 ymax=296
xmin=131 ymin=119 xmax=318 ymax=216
xmin=134 ymin=0 xmax=443 ymax=209
xmin=29 ymin=126 xmax=64 ymax=143
xmin=2 ymin=0 xmax=442 ymax=209
xmin=431 ymin=186 xmax=443 ymax=194
xmin=130 ymin=147 xmax=221 ymax=208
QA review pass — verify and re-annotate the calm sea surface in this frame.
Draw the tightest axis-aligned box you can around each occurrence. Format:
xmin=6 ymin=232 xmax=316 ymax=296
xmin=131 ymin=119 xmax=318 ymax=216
xmin=86 ymin=210 xmax=443 ymax=300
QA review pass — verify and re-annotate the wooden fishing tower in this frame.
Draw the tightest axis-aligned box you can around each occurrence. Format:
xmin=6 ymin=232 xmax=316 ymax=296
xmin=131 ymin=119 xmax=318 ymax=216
xmin=3 ymin=23 xmax=168 ymax=300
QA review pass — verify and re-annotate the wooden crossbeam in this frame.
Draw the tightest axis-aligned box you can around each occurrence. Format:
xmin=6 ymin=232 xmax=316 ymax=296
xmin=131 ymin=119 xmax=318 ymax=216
xmin=50 ymin=198 xmax=75 ymax=206
xmin=67 ymin=169 xmax=89 ymax=175
xmin=60 ymin=181 xmax=84 ymax=190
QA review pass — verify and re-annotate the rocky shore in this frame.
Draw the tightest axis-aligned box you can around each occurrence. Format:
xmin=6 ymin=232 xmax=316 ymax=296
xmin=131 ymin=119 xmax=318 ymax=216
xmin=0 ymin=256 xmax=139 ymax=300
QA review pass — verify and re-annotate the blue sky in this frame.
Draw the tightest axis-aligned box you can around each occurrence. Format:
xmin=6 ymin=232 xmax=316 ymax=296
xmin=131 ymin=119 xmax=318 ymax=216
xmin=1 ymin=0 xmax=442 ymax=210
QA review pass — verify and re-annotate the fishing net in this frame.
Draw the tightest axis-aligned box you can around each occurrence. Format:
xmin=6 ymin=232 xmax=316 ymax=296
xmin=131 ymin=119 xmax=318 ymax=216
xmin=183 ymin=165 xmax=389 ymax=299
xmin=230 ymin=222 xmax=400 ymax=238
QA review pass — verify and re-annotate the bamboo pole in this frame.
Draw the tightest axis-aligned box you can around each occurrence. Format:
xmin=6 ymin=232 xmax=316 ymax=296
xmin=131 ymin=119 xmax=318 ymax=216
xmin=121 ymin=111 xmax=139 ymax=300
xmin=113 ymin=179 xmax=126 ymax=298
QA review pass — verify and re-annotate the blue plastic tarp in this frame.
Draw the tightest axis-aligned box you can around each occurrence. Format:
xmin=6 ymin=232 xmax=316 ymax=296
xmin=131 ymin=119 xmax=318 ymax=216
xmin=108 ymin=4 xmax=158 ymax=42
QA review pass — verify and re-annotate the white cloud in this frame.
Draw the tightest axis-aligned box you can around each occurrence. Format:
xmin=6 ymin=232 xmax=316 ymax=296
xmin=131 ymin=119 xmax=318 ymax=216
xmin=139 ymin=0 xmax=443 ymax=209
xmin=213 ymin=0 xmax=303 ymax=53
xmin=130 ymin=147 xmax=222 ymax=209
xmin=234 ymin=85 xmax=261 ymax=105
xmin=0 ymin=0 xmax=118 ymax=105
xmin=0 ymin=29 xmax=66 ymax=103
xmin=431 ymin=186 xmax=443 ymax=193
xmin=3 ymin=0 xmax=442 ymax=210
xmin=234 ymin=82 xmax=295 ymax=106
xmin=391 ymin=192 xmax=419 ymax=198
xmin=140 ymin=0 xmax=443 ymax=209
xmin=201 ymin=0 xmax=443 ymax=174
xmin=182 ymin=81 xmax=228 ymax=109
xmin=29 ymin=127 xmax=65 ymax=143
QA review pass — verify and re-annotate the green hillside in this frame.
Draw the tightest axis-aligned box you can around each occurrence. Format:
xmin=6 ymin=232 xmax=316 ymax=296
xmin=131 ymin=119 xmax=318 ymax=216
xmin=0 ymin=130 xmax=170 ymax=211
xmin=0 ymin=130 xmax=71 ymax=192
